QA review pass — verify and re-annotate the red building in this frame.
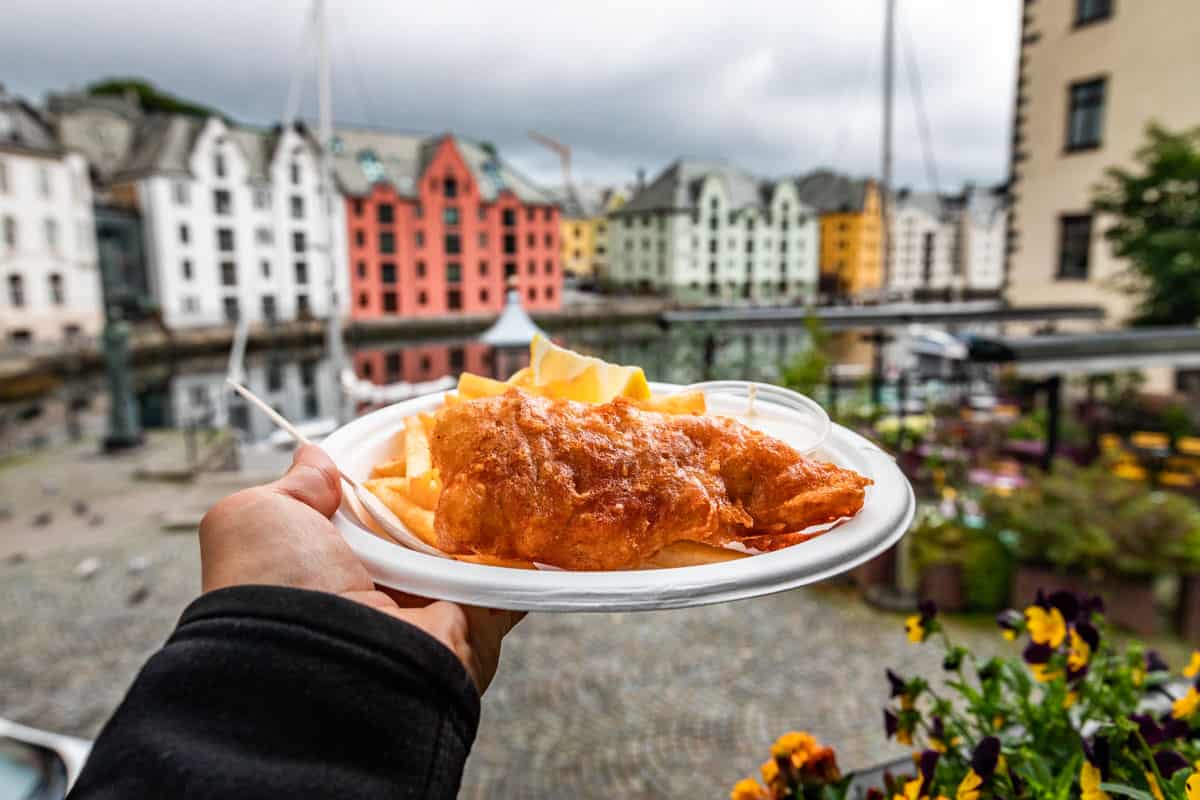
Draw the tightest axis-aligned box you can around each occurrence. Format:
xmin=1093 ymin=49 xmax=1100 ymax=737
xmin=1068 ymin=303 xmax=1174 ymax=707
xmin=336 ymin=132 xmax=562 ymax=319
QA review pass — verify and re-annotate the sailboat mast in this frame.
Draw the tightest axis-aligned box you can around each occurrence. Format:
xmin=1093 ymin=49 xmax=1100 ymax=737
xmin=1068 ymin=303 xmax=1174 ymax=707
xmin=313 ymin=0 xmax=347 ymax=423
xmin=880 ymin=0 xmax=895 ymax=295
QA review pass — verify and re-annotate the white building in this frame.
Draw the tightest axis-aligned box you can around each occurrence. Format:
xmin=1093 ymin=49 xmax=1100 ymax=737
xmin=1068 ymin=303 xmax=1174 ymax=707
xmin=607 ymin=160 xmax=819 ymax=305
xmin=0 ymin=93 xmax=101 ymax=347
xmin=123 ymin=117 xmax=347 ymax=329
xmin=887 ymin=185 xmax=1007 ymax=299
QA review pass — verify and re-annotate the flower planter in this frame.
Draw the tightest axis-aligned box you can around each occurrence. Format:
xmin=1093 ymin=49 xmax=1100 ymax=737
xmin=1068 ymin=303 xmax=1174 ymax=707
xmin=918 ymin=563 xmax=965 ymax=612
xmin=1011 ymin=564 xmax=1159 ymax=637
xmin=851 ymin=544 xmax=898 ymax=591
xmin=1178 ymin=573 xmax=1200 ymax=642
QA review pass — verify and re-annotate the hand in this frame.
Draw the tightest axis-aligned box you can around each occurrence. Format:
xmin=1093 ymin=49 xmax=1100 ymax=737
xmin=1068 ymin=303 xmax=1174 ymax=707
xmin=199 ymin=444 xmax=522 ymax=692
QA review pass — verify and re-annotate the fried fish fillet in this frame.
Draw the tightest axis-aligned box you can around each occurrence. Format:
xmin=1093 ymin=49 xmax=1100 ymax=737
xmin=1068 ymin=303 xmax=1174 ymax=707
xmin=429 ymin=390 xmax=871 ymax=570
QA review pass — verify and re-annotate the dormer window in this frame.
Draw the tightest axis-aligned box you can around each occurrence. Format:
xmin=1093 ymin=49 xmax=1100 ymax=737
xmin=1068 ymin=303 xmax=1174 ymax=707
xmin=214 ymin=152 xmax=226 ymax=179
xmin=444 ymin=176 xmax=458 ymax=198
xmin=290 ymin=161 xmax=301 ymax=185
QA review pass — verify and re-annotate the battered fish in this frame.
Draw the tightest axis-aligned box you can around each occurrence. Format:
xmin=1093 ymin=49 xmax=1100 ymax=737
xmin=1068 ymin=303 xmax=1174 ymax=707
xmin=430 ymin=390 xmax=871 ymax=570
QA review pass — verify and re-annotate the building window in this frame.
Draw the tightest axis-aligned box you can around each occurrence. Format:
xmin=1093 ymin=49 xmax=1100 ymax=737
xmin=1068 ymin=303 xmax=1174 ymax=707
xmin=44 ymin=219 xmax=58 ymax=251
xmin=544 ymin=208 xmax=552 ymax=221
xmin=415 ymin=203 xmax=424 ymax=219
xmin=1058 ymin=214 xmax=1092 ymax=279
xmin=38 ymin=165 xmax=51 ymax=198
xmin=47 ymin=273 xmax=63 ymax=305
xmin=182 ymin=259 xmax=193 ymax=280
xmin=544 ymin=233 xmax=553 ymax=248
xmin=262 ymin=295 xmax=277 ymax=323
xmin=503 ymin=234 xmax=517 ymax=254
xmin=444 ymin=207 xmax=460 ymax=226
xmin=1066 ymin=77 xmax=1106 ymax=151
xmin=292 ymin=231 xmax=306 ymax=253
xmin=261 ymin=260 xmax=271 ymax=278
xmin=415 ymin=231 xmax=425 ymax=248
xmin=504 ymin=262 xmax=517 ymax=278
xmin=527 ymin=261 xmax=536 ymax=275
xmin=479 ymin=232 xmax=488 ymax=247
xmin=179 ymin=223 xmax=190 ymax=244
xmin=447 ymin=288 xmax=462 ymax=310
xmin=479 ymin=260 xmax=488 ymax=276
xmin=290 ymin=161 xmax=301 ymax=185
xmin=544 ymin=260 xmax=553 ymax=275
xmin=223 ymin=296 xmax=239 ymax=322
xmin=7 ymin=274 xmax=23 ymax=307
xmin=480 ymin=288 xmax=490 ymax=303
xmin=290 ymin=196 xmax=305 ymax=220
xmin=356 ymin=261 xmax=366 ymax=279
xmin=213 ymin=189 xmax=232 ymax=215
xmin=447 ymin=263 xmax=461 ymax=282
xmin=354 ymin=230 xmax=365 ymax=247
xmin=381 ymin=262 xmax=396 ymax=284
xmin=253 ymin=188 xmax=271 ymax=209
xmin=417 ymin=261 xmax=426 ymax=277
xmin=417 ymin=290 xmax=428 ymax=306
xmin=383 ymin=291 xmax=398 ymax=312
xmin=524 ymin=208 xmax=534 ymax=223
xmin=220 ymin=261 xmax=237 ymax=286
xmin=444 ymin=176 xmax=458 ymax=198
xmin=297 ymin=294 xmax=311 ymax=317
xmin=217 ymin=228 xmax=234 ymax=251
xmin=213 ymin=152 xmax=226 ymax=179
xmin=255 ymin=227 xmax=273 ymax=245
xmin=526 ymin=233 xmax=535 ymax=248
xmin=295 ymin=261 xmax=309 ymax=284
xmin=527 ymin=287 xmax=536 ymax=302
xmin=173 ymin=180 xmax=190 ymax=205
xmin=420 ymin=355 xmax=432 ymax=373
xmin=478 ymin=207 xmax=487 ymax=222
xmin=380 ymin=232 xmax=396 ymax=253
xmin=1075 ymin=0 xmax=1112 ymax=26
xmin=358 ymin=292 xmax=368 ymax=308
xmin=378 ymin=203 xmax=394 ymax=224
xmin=544 ymin=286 xmax=555 ymax=301
xmin=502 ymin=209 xmax=516 ymax=227
xmin=445 ymin=233 xmax=461 ymax=254
xmin=353 ymin=199 xmax=364 ymax=217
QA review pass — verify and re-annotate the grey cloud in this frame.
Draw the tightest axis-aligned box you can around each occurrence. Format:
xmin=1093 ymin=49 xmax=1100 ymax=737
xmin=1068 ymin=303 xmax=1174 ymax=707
xmin=0 ymin=0 xmax=1018 ymax=192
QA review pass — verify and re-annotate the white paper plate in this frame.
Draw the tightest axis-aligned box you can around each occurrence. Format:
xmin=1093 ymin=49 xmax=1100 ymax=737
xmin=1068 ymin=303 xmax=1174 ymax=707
xmin=325 ymin=383 xmax=915 ymax=612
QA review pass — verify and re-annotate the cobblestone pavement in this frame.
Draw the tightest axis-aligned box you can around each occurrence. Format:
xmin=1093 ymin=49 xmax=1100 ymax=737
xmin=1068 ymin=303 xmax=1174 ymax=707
xmin=0 ymin=441 xmax=1017 ymax=798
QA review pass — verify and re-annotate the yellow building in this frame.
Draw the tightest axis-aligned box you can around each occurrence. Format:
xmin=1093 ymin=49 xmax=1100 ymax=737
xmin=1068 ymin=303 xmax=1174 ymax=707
xmin=796 ymin=171 xmax=882 ymax=299
xmin=559 ymin=187 xmax=625 ymax=280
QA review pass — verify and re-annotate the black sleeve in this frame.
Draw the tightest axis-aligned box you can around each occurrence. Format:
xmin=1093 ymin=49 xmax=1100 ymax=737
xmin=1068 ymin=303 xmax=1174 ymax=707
xmin=67 ymin=585 xmax=480 ymax=800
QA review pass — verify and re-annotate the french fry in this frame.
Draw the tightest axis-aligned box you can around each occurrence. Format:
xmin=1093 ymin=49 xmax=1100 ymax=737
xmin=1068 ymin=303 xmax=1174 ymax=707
xmin=635 ymin=391 xmax=707 ymax=415
xmin=639 ymin=541 xmax=748 ymax=568
xmin=408 ymin=468 xmax=442 ymax=511
xmin=369 ymin=458 xmax=407 ymax=479
xmin=404 ymin=416 xmax=432 ymax=477
xmin=457 ymin=372 xmax=512 ymax=399
xmin=454 ymin=554 xmax=538 ymax=569
xmin=364 ymin=478 xmax=438 ymax=547
xmin=386 ymin=427 xmax=407 ymax=460
xmin=419 ymin=410 xmax=438 ymax=439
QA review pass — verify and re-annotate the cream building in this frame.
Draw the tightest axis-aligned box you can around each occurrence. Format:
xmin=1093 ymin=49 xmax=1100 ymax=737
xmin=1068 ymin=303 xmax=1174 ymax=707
xmin=1006 ymin=0 xmax=1200 ymax=324
xmin=0 ymin=92 xmax=101 ymax=347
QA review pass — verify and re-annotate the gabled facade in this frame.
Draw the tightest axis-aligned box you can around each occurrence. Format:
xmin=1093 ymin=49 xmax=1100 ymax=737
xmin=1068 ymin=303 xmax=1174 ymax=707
xmin=795 ymin=170 xmax=882 ymax=300
xmin=558 ymin=185 xmax=626 ymax=281
xmin=336 ymin=129 xmax=561 ymax=319
xmin=0 ymin=92 xmax=101 ymax=346
xmin=607 ymin=160 xmax=818 ymax=305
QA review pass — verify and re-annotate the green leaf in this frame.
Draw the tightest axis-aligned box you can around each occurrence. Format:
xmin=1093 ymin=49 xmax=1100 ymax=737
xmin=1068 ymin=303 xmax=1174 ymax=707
xmin=1098 ymin=783 xmax=1156 ymax=800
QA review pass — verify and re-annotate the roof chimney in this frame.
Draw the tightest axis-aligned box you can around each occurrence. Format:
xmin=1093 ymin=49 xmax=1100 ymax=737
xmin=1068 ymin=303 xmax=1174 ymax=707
xmin=636 ymin=167 xmax=646 ymax=192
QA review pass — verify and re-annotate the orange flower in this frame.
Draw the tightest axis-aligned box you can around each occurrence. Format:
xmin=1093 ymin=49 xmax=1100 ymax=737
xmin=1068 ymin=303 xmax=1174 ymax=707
xmin=731 ymin=777 xmax=769 ymax=800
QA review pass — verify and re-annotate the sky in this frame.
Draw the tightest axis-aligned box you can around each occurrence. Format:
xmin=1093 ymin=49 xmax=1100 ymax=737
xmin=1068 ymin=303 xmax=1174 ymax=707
xmin=1 ymin=0 xmax=1020 ymax=194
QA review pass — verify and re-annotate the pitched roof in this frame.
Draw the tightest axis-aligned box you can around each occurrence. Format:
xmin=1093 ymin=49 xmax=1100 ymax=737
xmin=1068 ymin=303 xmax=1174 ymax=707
xmin=330 ymin=127 xmax=555 ymax=204
xmin=891 ymin=188 xmax=944 ymax=219
xmin=794 ymin=169 xmax=872 ymax=213
xmin=619 ymin=159 xmax=768 ymax=215
xmin=0 ymin=94 xmax=61 ymax=156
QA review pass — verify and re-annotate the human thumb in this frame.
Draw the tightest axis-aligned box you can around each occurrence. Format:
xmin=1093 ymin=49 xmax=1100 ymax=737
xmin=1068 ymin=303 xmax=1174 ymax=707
xmin=271 ymin=444 xmax=343 ymax=518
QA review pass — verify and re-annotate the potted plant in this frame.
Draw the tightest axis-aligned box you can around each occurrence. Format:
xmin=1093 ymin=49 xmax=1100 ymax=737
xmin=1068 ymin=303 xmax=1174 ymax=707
xmin=910 ymin=497 xmax=1014 ymax=614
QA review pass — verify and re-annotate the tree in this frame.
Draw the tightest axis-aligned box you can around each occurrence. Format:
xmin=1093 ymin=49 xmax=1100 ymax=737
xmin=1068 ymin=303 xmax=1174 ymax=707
xmin=86 ymin=78 xmax=223 ymax=119
xmin=1092 ymin=123 xmax=1200 ymax=326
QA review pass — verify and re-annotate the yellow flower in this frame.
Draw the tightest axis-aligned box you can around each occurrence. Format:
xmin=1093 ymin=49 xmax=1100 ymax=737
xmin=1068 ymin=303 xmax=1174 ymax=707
xmin=1184 ymin=650 xmax=1200 ymax=678
xmin=731 ymin=777 xmax=768 ymax=800
xmin=1146 ymin=771 xmax=1165 ymax=800
xmin=760 ymin=758 xmax=779 ymax=786
xmin=1068 ymin=628 xmax=1092 ymax=673
xmin=929 ymin=738 xmax=946 ymax=753
xmin=901 ymin=694 xmax=915 ymax=711
xmin=897 ymin=727 xmax=913 ymax=746
xmin=906 ymin=615 xmax=927 ymax=643
xmin=895 ymin=777 xmax=923 ymax=800
xmin=992 ymin=715 xmax=1005 ymax=731
xmin=1030 ymin=662 xmax=1061 ymax=683
xmin=1174 ymin=686 xmax=1200 ymax=719
xmin=771 ymin=731 xmax=815 ymax=759
xmin=1186 ymin=770 xmax=1200 ymax=800
xmin=956 ymin=768 xmax=982 ymax=800
xmin=1081 ymin=761 xmax=1109 ymax=800
xmin=1063 ymin=691 xmax=1079 ymax=709
xmin=1025 ymin=605 xmax=1067 ymax=648
xmin=1132 ymin=667 xmax=1145 ymax=687
xmin=1001 ymin=628 xmax=1017 ymax=642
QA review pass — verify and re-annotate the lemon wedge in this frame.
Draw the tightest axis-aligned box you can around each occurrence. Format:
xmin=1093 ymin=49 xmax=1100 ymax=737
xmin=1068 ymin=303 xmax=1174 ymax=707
xmin=528 ymin=334 xmax=651 ymax=403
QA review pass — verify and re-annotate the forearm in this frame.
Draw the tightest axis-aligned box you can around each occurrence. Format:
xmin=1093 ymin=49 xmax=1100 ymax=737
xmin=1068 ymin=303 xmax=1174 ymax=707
xmin=68 ymin=586 xmax=480 ymax=800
